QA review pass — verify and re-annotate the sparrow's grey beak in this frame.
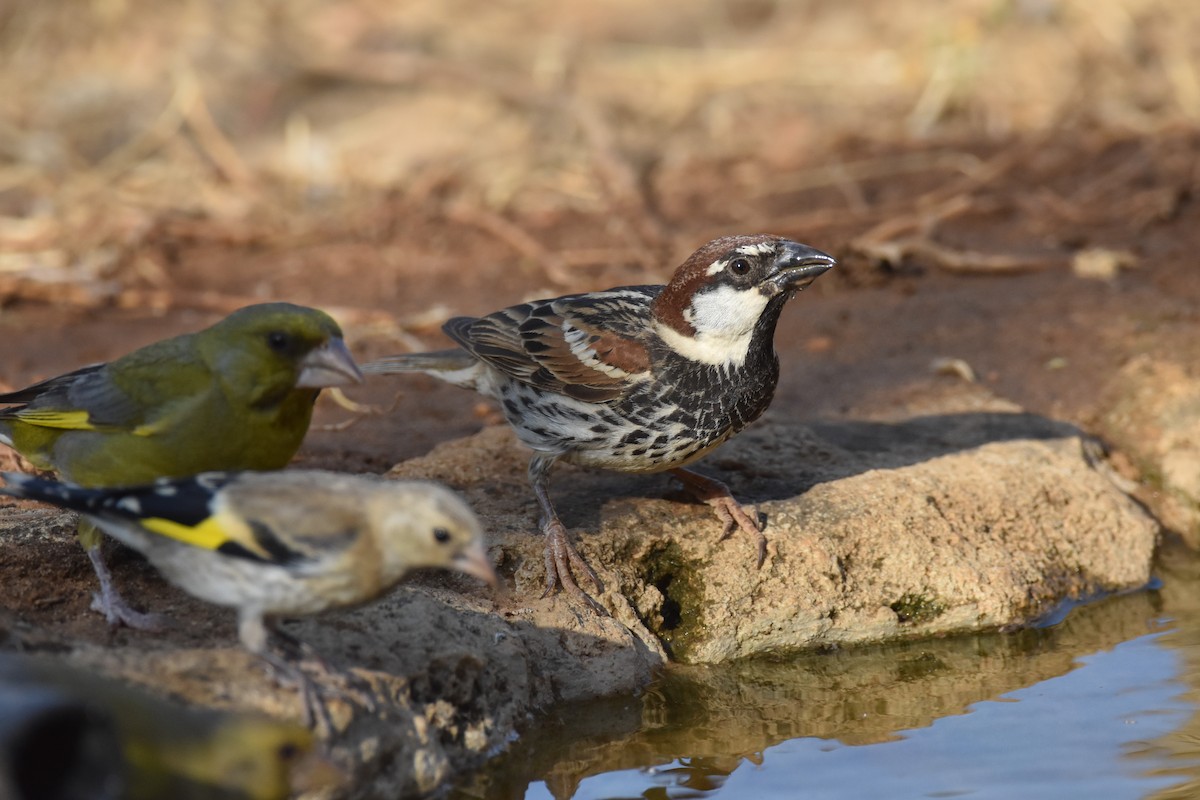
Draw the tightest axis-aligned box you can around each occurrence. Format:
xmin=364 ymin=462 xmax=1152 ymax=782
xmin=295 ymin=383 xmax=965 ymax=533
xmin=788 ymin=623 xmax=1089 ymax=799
xmin=454 ymin=540 xmax=498 ymax=586
xmin=296 ymin=337 xmax=364 ymax=388
xmin=768 ymin=243 xmax=836 ymax=292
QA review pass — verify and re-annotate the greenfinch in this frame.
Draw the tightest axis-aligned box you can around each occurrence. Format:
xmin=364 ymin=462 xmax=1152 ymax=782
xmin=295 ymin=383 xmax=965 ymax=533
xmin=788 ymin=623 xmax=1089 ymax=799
xmin=0 ymin=303 xmax=363 ymax=629
xmin=0 ymin=654 xmax=342 ymax=800
xmin=0 ymin=469 xmax=496 ymax=727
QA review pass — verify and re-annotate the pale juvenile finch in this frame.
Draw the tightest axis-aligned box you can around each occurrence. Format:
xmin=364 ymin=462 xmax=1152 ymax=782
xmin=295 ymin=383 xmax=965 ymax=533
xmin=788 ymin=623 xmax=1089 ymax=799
xmin=0 ymin=469 xmax=496 ymax=727
xmin=363 ymin=234 xmax=834 ymax=609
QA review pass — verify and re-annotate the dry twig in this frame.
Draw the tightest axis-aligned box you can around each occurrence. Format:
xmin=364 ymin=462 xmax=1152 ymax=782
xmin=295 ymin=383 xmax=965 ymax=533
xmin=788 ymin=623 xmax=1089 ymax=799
xmin=444 ymin=203 xmax=574 ymax=287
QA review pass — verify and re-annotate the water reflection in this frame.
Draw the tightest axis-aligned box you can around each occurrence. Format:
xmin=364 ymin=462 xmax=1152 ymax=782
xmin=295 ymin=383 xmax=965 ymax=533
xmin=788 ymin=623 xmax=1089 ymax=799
xmin=453 ymin=573 xmax=1200 ymax=800
xmin=1144 ymin=539 xmax=1200 ymax=799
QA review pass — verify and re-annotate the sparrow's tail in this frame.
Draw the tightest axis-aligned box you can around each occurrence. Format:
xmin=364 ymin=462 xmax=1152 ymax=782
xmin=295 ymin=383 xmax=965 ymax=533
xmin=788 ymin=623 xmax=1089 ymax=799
xmin=360 ymin=349 xmax=478 ymax=375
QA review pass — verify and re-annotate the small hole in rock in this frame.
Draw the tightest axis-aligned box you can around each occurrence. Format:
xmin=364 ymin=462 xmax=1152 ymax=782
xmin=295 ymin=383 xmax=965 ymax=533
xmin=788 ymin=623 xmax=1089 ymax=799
xmin=656 ymin=573 xmax=682 ymax=630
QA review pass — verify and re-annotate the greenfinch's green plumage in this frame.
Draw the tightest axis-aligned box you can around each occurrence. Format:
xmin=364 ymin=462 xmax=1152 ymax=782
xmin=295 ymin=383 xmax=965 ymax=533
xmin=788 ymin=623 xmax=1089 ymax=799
xmin=0 ymin=303 xmax=361 ymax=485
xmin=0 ymin=655 xmax=343 ymax=800
xmin=0 ymin=303 xmax=363 ymax=627
xmin=122 ymin=713 xmax=336 ymax=800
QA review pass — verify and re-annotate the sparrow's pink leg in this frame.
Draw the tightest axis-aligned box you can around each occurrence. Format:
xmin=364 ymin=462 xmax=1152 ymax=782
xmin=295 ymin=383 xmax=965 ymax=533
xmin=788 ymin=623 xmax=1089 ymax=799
xmin=529 ymin=455 xmax=607 ymax=613
xmin=671 ymin=468 xmax=766 ymax=568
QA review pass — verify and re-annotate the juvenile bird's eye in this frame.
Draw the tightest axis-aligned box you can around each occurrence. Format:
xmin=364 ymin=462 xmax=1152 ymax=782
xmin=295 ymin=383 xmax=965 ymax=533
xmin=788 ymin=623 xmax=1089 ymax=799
xmin=266 ymin=331 xmax=291 ymax=352
xmin=277 ymin=743 xmax=299 ymax=761
xmin=729 ymin=258 xmax=751 ymax=275
xmin=433 ymin=527 xmax=452 ymax=544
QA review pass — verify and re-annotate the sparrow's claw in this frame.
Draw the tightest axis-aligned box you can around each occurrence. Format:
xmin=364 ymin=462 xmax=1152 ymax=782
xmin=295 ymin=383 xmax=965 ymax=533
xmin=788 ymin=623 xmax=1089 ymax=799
xmin=540 ymin=518 xmax=608 ymax=615
xmin=671 ymin=468 xmax=767 ymax=568
xmin=710 ymin=502 xmax=738 ymax=541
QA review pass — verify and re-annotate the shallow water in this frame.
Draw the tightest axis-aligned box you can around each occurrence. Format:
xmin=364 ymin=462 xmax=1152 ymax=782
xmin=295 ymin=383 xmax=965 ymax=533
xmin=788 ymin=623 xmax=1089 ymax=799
xmin=453 ymin=541 xmax=1200 ymax=800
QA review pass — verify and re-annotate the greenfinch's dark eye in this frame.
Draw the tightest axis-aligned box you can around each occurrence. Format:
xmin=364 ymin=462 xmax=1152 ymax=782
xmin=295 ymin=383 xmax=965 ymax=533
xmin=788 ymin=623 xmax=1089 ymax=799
xmin=729 ymin=258 xmax=751 ymax=275
xmin=266 ymin=331 xmax=291 ymax=352
xmin=277 ymin=742 xmax=299 ymax=761
xmin=433 ymin=527 xmax=451 ymax=544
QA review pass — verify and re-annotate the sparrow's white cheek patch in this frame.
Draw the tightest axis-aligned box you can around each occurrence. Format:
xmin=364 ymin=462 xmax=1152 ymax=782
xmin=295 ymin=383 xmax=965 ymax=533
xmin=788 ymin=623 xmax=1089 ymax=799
xmin=656 ymin=285 xmax=770 ymax=367
xmin=689 ymin=284 xmax=770 ymax=337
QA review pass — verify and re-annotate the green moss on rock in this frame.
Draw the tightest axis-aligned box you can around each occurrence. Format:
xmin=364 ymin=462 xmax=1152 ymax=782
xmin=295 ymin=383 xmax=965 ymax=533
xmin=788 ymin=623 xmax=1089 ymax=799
xmin=638 ymin=542 xmax=706 ymax=661
xmin=890 ymin=593 xmax=946 ymax=625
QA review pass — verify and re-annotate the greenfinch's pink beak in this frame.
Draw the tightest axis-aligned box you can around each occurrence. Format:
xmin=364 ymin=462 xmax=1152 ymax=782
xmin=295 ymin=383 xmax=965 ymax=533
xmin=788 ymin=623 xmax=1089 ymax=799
xmin=296 ymin=338 xmax=363 ymax=388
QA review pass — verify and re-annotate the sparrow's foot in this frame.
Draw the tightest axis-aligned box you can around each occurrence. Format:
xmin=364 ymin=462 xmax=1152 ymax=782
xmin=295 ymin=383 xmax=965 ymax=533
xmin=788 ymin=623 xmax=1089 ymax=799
xmin=540 ymin=517 xmax=607 ymax=614
xmin=87 ymin=548 xmax=166 ymax=630
xmin=671 ymin=468 xmax=767 ymax=568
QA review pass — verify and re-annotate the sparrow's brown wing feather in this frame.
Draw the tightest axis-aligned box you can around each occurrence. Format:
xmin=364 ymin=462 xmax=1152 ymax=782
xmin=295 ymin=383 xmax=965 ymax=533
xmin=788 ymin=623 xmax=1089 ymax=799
xmin=443 ymin=287 xmax=659 ymax=402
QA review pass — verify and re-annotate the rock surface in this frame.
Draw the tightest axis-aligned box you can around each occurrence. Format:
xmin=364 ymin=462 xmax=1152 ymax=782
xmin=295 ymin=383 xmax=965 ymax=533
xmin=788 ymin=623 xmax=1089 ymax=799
xmin=390 ymin=408 xmax=1157 ymax=665
xmin=0 ymin=394 xmax=1159 ymax=797
xmin=1098 ymin=354 xmax=1200 ymax=547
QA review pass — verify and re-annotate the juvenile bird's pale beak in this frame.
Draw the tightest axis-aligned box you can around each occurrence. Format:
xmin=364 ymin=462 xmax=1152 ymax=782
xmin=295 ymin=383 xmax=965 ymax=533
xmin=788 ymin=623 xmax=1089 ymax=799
xmin=454 ymin=541 xmax=498 ymax=586
xmin=768 ymin=243 xmax=836 ymax=293
xmin=296 ymin=338 xmax=364 ymax=388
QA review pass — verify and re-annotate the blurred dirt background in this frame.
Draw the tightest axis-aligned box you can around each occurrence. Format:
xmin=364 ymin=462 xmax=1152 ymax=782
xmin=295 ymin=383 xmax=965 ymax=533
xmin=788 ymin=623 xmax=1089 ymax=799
xmin=1 ymin=0 xmax=1199 ymax=678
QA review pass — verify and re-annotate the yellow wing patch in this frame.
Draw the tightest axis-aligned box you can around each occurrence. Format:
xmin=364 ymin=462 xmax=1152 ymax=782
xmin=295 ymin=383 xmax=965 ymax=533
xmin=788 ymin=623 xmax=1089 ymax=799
xmin=141 ymin=510 xmax=263 ymax=556
xmin=14 ymin=408 xmax=174 ymax=437
xmin=13 ymin=409 xmax=97 ymax=431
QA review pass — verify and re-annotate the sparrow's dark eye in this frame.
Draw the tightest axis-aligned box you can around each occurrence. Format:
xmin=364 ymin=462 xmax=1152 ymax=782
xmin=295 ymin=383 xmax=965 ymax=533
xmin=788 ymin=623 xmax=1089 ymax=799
xmin=729 ymin=258 xmax=752 ymax=276
xmin=266 ymin=331 xmax=292 ymax=352
xmin=433 ymin=527 xmax=452 ymax=544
